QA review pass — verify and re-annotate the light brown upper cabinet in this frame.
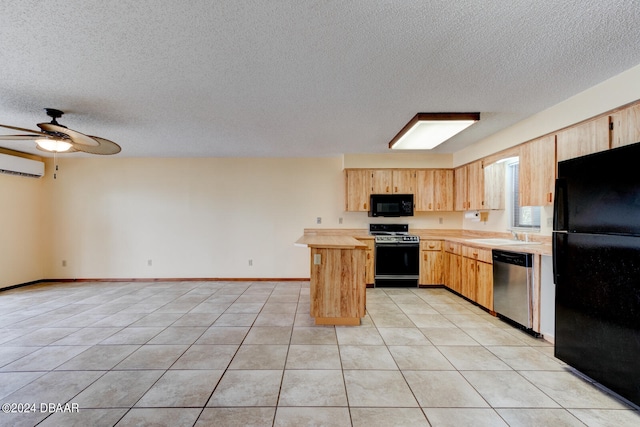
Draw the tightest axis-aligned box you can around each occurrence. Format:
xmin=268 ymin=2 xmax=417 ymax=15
xmin=370 ymin=169 xmax=416 ymax=194
xmin=454 ymin=166 xmax=468 ymax=211
xmin=433 ymin=169 xmax=454 ymax=211
xmin=345 ymin=169 xmax=372 ymax=212
xmin=391 ymin=169 xmax=416 ymax=194
xmin=556 ymin=116 xmax=610 ymax=162
xmin=483 ymin=162 xmax=505 ymax=210
xmin=416 ymin=169 xmax=454 ymax=211
xmin=611 ymin=103 xmax=640 ymax=148
xmin=468 ymin=160 xmax=485 ymax=210
xmin=519 ymin=135 xmax=556 ymax=206
xmin=371 ymin=170 xmax=393 ymax=194
xmin=455 ymin=160 xmax=484 ymax=211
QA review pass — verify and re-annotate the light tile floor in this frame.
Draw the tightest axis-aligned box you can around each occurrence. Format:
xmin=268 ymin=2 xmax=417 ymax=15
xmin=0 ymin=281 xmax=639 ymax=427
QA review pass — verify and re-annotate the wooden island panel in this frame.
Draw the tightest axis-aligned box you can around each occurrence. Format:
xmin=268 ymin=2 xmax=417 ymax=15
xmin=296 ymin=234 xmax=367 ymax=326
xmin=310 ymin=247 xmax=366 ymax=325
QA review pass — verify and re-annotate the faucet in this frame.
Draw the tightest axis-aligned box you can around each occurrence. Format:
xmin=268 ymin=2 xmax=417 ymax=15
xmin=511 ymin=230 xmax=520 ymax=241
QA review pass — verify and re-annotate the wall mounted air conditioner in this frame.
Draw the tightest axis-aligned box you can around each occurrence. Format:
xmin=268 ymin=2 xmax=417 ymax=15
xmin=0 ymin=153 xmax=45 ymax=178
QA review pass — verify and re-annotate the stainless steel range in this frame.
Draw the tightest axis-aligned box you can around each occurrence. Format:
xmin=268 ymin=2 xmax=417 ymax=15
xmin=369 ymin=224 xmax=420 ymax=287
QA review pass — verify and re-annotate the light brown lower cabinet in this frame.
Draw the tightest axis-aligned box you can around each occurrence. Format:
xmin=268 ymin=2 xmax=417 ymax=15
xmin=460 ymin=245 xmax=494 ymax=311
xmin=419 ymin=240 xmax=443 ymax=285
xmin=357 ymin=238 xmax=375 ymax=285
xmin=444 ymin=241 xmax=462 ymax=294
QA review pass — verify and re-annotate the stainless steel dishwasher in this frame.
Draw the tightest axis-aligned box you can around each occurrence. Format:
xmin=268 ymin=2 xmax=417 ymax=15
xmin=492 ymin=249 xmax=534 ymax=331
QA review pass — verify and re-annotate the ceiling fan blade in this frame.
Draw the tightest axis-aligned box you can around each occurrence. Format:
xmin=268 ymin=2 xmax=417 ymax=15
xmin=38 ymin=123 xmax=99 ymax=147
xmin=75 ymin=136 xmax=121 ymax=155
xmin=0 ymin=134 xmax=42 ymax=140
xmin=0 ymin=123 xmax=49 ymax=136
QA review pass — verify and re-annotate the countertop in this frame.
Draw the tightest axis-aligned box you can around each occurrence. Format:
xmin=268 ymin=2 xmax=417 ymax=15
xmin=301 ymin=228 xmax=552 ymax=256
xmin=294 ymin=234 xmax=367 ymax=249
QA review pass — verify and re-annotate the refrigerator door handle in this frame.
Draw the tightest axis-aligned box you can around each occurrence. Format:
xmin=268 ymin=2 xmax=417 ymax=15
xmin=553 ymin=178 xmax=568 ymax=231
xmin=552 ymin=232 xmax=567 ymax=285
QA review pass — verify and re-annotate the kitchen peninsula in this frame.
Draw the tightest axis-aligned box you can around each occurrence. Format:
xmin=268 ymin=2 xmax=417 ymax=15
xmin=295 ymin=234 xmax=367 ymax=325
xmin=297 ymin=228 xmax=552 ymax=334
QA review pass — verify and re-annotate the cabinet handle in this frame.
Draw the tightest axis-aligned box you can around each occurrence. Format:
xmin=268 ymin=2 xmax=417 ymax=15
xmin=386 ymin=186 xmax=390 ymax=192
xmin=428 ymin=203 xmax=432 ymax=209
xmin=548 ymin=192 xmax=552 ymax=203
xmin=364 ymin=203 xmax=368 ymax=210
xmin=428 ymin=244 xmax=436 ymax=249
xmin=394 ymin=186 xmax=398 ymax=192
xmin=437 ymin=203 xmax=440 ymax=210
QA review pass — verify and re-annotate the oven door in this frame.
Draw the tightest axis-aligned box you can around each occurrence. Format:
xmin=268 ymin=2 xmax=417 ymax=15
xmin=374 ymin=243 xmax=419 ymax=284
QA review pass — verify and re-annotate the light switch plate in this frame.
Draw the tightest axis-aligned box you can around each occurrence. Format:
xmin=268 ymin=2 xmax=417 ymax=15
xmin=314 ymin=254 xmax=321 ymax=265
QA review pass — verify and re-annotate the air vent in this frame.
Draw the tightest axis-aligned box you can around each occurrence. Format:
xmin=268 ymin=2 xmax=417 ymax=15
xmin=0 ymin=153 xmax=44 ymax=178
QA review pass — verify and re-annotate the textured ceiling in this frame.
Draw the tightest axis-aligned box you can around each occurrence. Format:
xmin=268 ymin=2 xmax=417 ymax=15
xmin=1 ymin=0 xmax=640 ymax=158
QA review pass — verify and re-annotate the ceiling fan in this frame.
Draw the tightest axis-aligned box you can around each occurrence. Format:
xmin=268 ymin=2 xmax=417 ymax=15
xmin=0 ymin=108 xmax=121 ymax=155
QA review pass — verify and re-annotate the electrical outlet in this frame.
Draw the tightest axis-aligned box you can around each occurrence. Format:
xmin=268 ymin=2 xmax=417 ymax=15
xmin=316 ymin=217 xmax=322 ymax=224
xmin=313 ymin=254 xmax=321 ymax=265
xmin=438 ymin=217 xmax=443 ymax=224
xmin=147 ymin=259 xmax=152 ymax=266
xmin=248 ymin=259 xmax=253 ymax=266
xmin=547 ymin=217 xmax=553 ymax=227
xmin=62 ymin=260 xmax=67 ymax=267
xmin=338 ymin=217 xmax=343 ymax=224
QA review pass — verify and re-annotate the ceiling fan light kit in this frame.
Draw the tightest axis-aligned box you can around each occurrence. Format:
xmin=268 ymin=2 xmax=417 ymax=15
xmin=35 ymin=138 xmax=73 ymax=153
xmin=0 ymin=108 xmax=121 ymax=155
xmin=389 ymin=112 xmax=480 ymax=150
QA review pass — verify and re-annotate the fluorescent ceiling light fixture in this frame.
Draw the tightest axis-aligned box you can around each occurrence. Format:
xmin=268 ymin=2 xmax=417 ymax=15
xmin=389 ymin=113 xmax=480 ymax=150
xmin=35 ymin=138 xmax=73 ymax=153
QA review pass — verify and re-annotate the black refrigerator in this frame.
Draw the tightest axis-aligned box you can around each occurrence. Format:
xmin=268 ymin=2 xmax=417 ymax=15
xmin=553 ymin=142 xmax=640 ymax=407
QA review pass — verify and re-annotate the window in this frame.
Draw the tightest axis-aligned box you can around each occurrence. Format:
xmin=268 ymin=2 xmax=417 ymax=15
xmin=506 ymin=159 xmax=540 ymax=230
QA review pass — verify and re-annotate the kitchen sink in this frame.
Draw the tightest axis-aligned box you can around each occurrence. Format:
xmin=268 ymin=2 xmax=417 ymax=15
xmin=465 ymin=238 xmax=541 ymax=246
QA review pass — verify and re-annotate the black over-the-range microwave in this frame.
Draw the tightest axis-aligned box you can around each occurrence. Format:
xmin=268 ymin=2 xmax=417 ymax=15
xmin=369 ymin=194 xmax=414 ymax=217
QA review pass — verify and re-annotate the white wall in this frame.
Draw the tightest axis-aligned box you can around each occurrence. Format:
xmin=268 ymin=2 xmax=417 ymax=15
xmin=43 ymin=157 xmax=339 ymax=279
xmin=343 ymin=152 xmax=453 ymax=169
xmin=39 ymin=156 xmax=459 ymax=281
xmin=0 ymin=171 xmax=46 ymax=289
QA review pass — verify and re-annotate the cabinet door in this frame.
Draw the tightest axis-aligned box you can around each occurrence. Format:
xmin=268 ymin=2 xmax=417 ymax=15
xmin=392 ymin=169 xmax=416 ymax=194
xmin=519 ymin=135 xmax=556 ymax=206
xmin=556 ymin=116 xmax=610 ymax=162
xmin=445 ymin=252 xmax=462 ymax=293
xmin=475 ymin=261 xmax=494 ymax=310
xmin=420 ymin=250 xmax=443 ymax=285
xmin=433 ymin=169 xmax=454 ymax=211
xmin=358 ymin=239 xmax=375 ymax=285
xmin=611 ymin=103 xmax=640 ymax=148
xmin=483 ymin=162 xmax=505 ymax=210
xmin=467 ymin=160 xmax=485 ymax=210
xmin=415 ymin=169 xmax=435 ymax=211
xmin=454 ymin=166 xmax=468 ymax=211
xmin=371 ymin=170 xmax=393 ymax=194
xmin=461 ymin=257 xmax=477 ymax=301
xmin=345 ymin=169 xmax=372 ymax=212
